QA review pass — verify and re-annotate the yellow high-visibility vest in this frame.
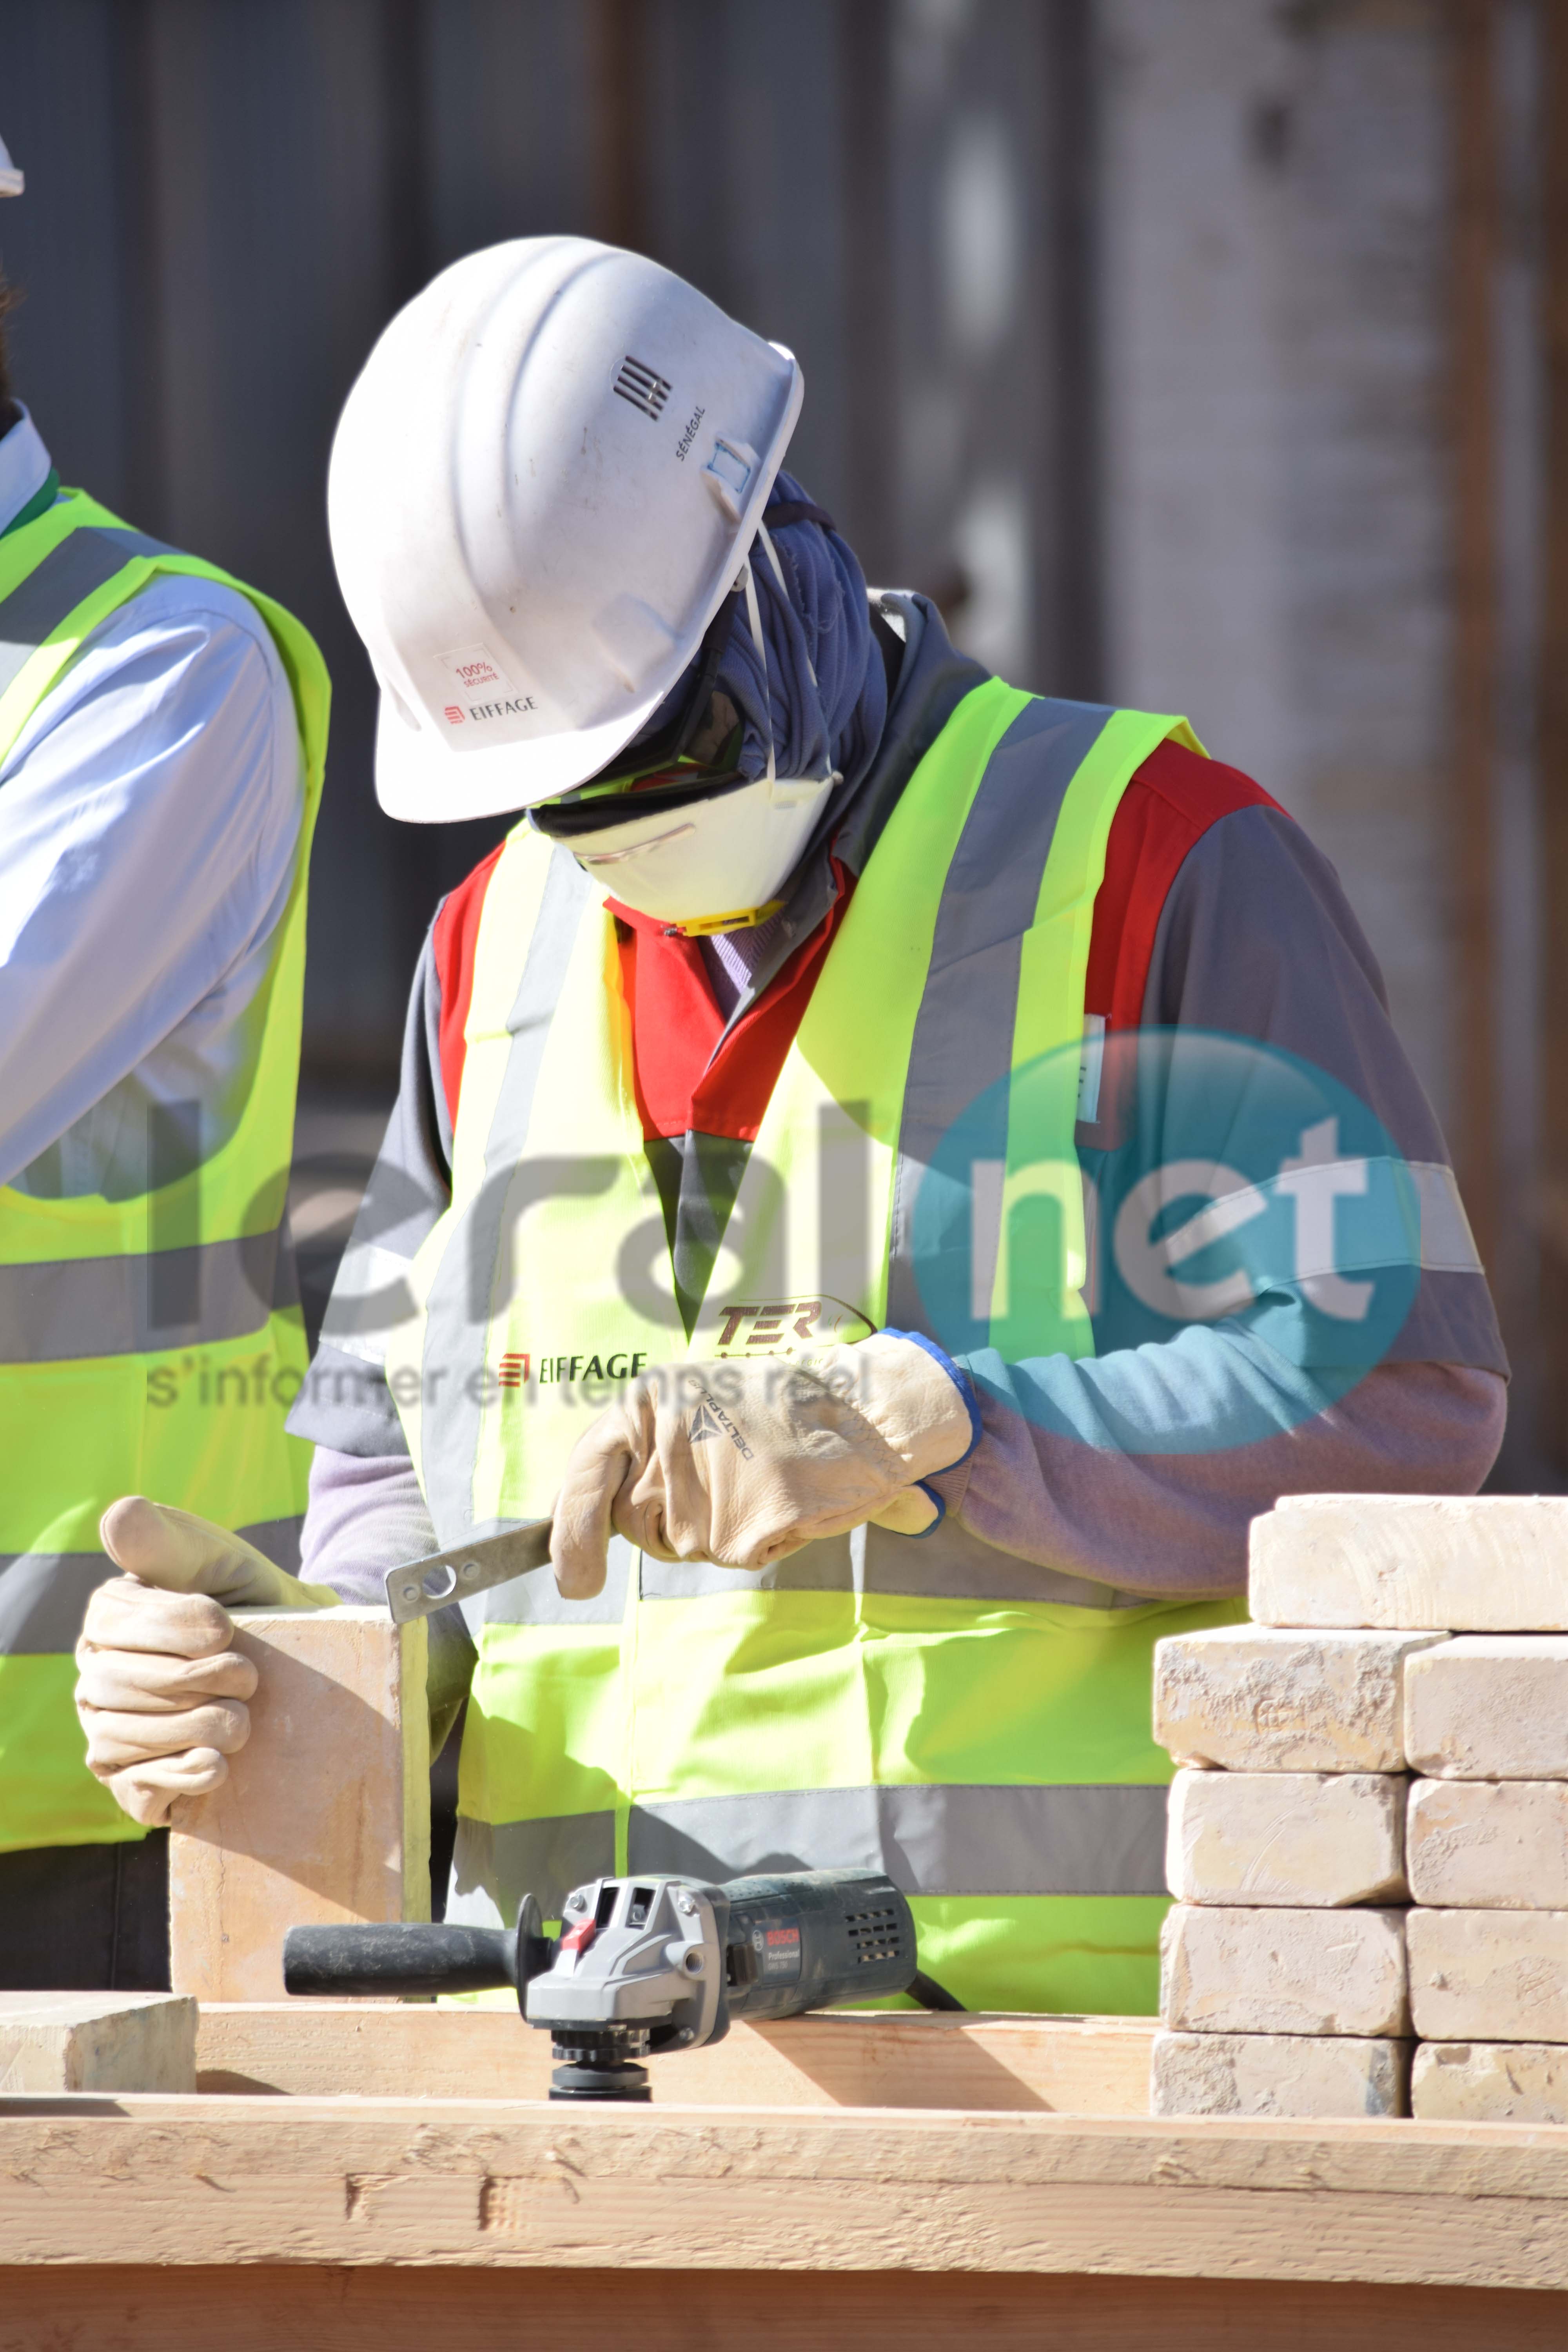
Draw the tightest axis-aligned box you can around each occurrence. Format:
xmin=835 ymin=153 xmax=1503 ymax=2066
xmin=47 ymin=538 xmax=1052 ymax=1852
xmin=0 ymin=489 xmax=328 ymax=1853
xmin=388 ymin=682 xmax=1242 ymax=2013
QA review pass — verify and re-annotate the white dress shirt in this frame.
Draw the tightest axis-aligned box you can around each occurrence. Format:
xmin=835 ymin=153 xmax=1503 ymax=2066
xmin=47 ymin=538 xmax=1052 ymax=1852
xmin=0 ymin=409 xmax=306 ymax=1198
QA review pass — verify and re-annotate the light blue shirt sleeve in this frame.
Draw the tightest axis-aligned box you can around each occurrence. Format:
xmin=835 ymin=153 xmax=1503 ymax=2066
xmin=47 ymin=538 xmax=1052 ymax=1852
xmin=0 ymin=569 xmax=306 ymax=1195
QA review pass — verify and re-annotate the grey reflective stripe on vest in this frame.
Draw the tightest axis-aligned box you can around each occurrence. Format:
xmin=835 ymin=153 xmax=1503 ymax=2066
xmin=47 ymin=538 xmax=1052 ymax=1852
xmin=884 ymin=695 xmax=1114 ymax=1331
xmin=444 ymin=1809 xmax=617 ymax=1927
xmin=457 ymin=1522 xmax=1124 ymax=1628
xmin=0 ymin=1226 xmax=294 ymax=1363
xmin=94 ymin=528 xmax=180 ymax=561
xmin=466 ymin=1531 xmax=633 ymax=1635
xmin=444 ymin=1780 xmax=1171 ymax=1919
xmin=0 ymin=1515 xmax=305 ymax=1654
xmin=0 ymin=530 xmax=138 ymax=698
xmin=0 ymin=523 xmax=181 ymax=710
xmin=420 ymin=846 xmax=597 ymax=1543
xmin=629 ymin=1782 xmax=1170 ymax=1898
xmin=638 ymin=1520 xmax=1147 ymax=1608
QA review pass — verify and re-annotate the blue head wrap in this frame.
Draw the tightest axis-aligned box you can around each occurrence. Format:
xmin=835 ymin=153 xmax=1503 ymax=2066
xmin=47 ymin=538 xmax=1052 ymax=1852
xmin=635 ymin=470 xmax=888 ymax=796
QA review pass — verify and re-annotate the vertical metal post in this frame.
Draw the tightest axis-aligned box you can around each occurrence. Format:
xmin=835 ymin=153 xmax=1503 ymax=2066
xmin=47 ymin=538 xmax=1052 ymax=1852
xmin=378 ymin=0 xmax=443 ymax=994
xmin=110 ymin=0 xmax=169 ymax=534
xmin=1449 ymin=0 xmax=1501 ymax=1284
xmin=1043 ymin=0 xmax=1104 ymax=702
xmin=1538 ymin=0 xmax=1568 ymax=1462
xmin=838 ymin=0 xmax=898 ymax=583
xmin=589 ymin=0 xmax=649 ymax=252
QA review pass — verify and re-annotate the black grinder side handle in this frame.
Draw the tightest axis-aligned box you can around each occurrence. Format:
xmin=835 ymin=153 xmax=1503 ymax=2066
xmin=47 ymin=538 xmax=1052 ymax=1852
xmin=283 ymin=1895 xmax=553 ymax=2003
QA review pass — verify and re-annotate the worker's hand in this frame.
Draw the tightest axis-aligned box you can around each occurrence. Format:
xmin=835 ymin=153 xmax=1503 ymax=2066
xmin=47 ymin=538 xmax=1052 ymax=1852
xmin=551 ymin=1331 xmax=980 ymax=1597
xmin=74 ymin=1499 xmax=338 ymax=1828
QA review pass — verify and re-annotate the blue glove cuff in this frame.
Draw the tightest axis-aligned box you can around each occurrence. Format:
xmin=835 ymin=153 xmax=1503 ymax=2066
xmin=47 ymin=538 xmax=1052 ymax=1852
xmin=880 ymin=1328 xmax=984 ymax=1467
xmin=909 ymin=1478 xmax=947 ymax=1536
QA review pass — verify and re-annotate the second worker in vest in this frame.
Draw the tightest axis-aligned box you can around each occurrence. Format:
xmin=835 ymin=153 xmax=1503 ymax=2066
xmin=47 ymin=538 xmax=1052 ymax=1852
xmin=0 ymin=131 xmax=335 ymax=1990
xmin=78 ymin=242 xmax=1508 ymax=2015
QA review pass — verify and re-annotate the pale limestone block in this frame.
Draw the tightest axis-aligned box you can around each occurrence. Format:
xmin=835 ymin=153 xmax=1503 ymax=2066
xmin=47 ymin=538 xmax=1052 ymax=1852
xmin=1412 ymin=2040 xmax=1568 ymax=2124
xmin=1160 ymin=1902 xmax=1408 ymax=2036
xmin=1152 ymin=2030 xmax=1410 ymax=2119
xmin=1250 ymin=1494 xmax=1568 ymax=1631
xmin=1152 ymin=1624 xmax=1443 ymax=1772
xmin=1407 ymin=1909 xmax=1568 ymax=2041
xmin=1166 ymin=1767 xmax=1406 ymax=1906
xmin=0 ymin=1992 xmax=197 ymax=2093
xmin=168 ymin=1608 xmax=430 ymax=2002
xmin=1404 ymin=1636 xmax=1568 ymax=1779
xmin=1407 ymin=1779 xmax=1568 ymax=1908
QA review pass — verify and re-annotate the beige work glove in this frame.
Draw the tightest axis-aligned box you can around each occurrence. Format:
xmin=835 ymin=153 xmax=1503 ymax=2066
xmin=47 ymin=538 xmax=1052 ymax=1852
xmin=74 ymin=1498 xmax=338 ymax=1828
xmin=552 ymin=1330 xmax=980 ymax=1597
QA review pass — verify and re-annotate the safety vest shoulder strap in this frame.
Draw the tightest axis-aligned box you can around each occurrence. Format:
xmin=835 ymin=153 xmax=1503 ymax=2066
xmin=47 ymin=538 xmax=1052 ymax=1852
xmin=0 ymin=488 xmax=329 ymax=797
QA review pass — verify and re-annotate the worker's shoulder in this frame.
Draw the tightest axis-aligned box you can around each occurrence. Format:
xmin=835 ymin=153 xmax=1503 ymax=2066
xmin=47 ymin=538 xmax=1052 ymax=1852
xmin=1124 ymin=733 xmax=1286 ymax=837
xmin=67 ymin=567 xmax=294 ymax=713
xmin=99 ymin=564 xmax=285 ymax=651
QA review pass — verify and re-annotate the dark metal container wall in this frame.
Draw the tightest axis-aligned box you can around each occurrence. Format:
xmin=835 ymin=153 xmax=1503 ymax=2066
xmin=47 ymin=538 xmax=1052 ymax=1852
xmin=0 ymin=0 xmax=1099 ymax=1083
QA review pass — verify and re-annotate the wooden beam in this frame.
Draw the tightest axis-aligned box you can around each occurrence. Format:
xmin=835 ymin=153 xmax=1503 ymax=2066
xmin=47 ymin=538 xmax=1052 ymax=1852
xmin=1448 ymin=0 xmax=1502 ymax=1281
xmin=6 ymin=2096 xmax=1568 ymax=2288
xmin=0 ymin=1994 xmax=195 ymax=2095
xmin=192 ymin=2001 xmax=1156 ymax=2114
xmin=1 ymin=2264 xmax=1563 ymax=2352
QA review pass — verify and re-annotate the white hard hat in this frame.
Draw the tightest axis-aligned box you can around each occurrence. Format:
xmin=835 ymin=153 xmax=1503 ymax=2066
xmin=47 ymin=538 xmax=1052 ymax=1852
xmin=0 ymin=135 xmax=22 ymax=197
xmin=328 ymin=238 xmax=803 ymax=823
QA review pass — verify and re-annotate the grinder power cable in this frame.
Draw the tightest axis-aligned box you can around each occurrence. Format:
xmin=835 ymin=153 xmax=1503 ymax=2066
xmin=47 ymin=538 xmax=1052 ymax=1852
xmin=283 ymin=1867 xmax=959 ymax=2101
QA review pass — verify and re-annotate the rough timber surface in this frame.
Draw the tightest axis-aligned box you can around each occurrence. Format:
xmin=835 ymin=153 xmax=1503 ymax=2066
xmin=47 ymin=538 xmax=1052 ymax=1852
xmin=0 ymin=1992 xmax=196 ymax=2094
xmin=6 ymin=2094 xmax=1568 ymax=2294
xmin=9 ymin=2089 xmax=1568 ymax=2343
xmin=193 ymin=2002 xmax=1156 ymax=2112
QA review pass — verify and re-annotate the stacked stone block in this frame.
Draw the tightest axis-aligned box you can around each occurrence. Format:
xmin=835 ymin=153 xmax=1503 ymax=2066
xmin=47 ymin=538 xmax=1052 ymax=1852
xmin=1149 ymin=1494 xmax=1568 ymax=2123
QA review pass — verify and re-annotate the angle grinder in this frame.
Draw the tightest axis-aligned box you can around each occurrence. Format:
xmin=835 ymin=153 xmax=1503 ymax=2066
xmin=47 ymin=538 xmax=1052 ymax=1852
xmin=283 ymin=1866 xmax=957 ymax=2101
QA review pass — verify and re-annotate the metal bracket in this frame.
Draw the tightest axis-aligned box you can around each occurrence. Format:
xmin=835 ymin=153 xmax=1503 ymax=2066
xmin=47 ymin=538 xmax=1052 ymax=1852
xmin=383 ymin=1520 xmax=553 ymax=1624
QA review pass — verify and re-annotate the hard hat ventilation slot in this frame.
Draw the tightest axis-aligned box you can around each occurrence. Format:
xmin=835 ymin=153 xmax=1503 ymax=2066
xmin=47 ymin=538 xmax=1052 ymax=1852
xmin=613 ymin=357 xmax=672 ymax=421
xmin=703 ymin=437 xmax=759 ymax=523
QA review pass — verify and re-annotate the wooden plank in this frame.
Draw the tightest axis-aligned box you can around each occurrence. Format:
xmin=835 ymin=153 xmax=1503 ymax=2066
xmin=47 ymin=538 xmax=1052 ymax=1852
xmin=6 ymin=2098 xmax=1568 ymax=2288
xmin=193 ymin=2002 xmax=1156 ymax=2114
xmin=167 ymin=1610 xmax=429 ymax=2002
xmin=0 ymin=2263 xmax=1563 ymax=2352
xmin=0 ymin=1994 xmax=196 ymax=2095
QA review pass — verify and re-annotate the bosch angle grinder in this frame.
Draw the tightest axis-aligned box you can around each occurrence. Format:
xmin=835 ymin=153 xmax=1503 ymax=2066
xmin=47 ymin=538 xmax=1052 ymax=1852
xmin=284 ymin=1867 xmax=958 ymax=2102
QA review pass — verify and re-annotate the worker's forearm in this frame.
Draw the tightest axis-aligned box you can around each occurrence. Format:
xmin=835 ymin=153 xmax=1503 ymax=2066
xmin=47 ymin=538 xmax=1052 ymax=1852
xmin=300 ymin=1445 xmax=475 ymax=1752
xmin=931 ymin=1347 xmax=1506 ymax=1601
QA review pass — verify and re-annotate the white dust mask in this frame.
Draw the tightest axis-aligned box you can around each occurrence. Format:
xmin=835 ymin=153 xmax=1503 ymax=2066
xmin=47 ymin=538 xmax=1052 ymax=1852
xmin=560 ymin=530 xmax=837 ymax=934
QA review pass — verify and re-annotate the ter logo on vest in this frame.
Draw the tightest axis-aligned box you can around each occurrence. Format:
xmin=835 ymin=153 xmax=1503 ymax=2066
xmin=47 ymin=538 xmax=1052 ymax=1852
xmin=713 ymin=1299 xmax=875 ymax=1357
